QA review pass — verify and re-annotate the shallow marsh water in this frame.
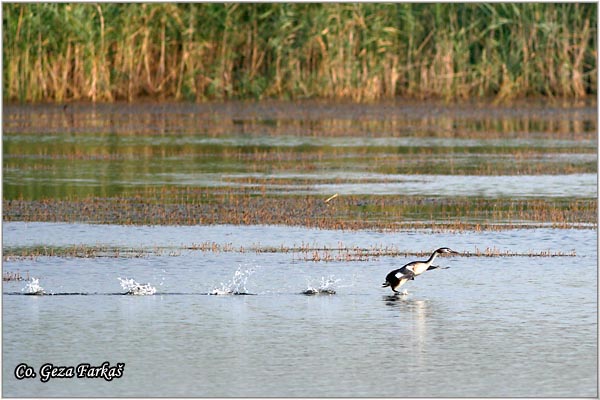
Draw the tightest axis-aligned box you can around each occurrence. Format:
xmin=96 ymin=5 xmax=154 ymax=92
xmin=2 ymin=101 xmax=597 ymax=397
xmin=2 ymin=222 xmax=598 ymax=397
xmin=3 ymin=101 xmax=597 ymax=201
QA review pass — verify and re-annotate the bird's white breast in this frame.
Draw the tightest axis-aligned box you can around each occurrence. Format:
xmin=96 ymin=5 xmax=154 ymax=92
xmin=411 ymin=262 xmax=429 ymax=275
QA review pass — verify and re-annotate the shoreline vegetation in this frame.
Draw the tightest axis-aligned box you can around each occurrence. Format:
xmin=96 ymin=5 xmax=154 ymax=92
xmin=3 ymin=101 xmax=597 ymax=232
xmin=3 ymin=193 xmax=596 ymax=231
xmin=2 ymin=243 xmax=578 ymax=262
xmin=3 ymin=3 xmax=597 ymax=103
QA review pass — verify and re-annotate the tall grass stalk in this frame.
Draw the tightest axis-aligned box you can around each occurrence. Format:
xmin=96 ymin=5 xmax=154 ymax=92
xmin=3 ymin=3 xmax=596 ymax=102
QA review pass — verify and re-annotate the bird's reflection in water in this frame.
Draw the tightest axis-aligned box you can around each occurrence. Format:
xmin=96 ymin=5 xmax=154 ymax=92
xmin=383 ymin=294 xmax=429 ymax=311
xmin=383 ymin=295 xmax=431 ymax=357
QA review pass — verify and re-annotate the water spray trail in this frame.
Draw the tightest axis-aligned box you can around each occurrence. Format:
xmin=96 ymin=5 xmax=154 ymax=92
xmin=118 ymin=277 xmax=157 ymax=295
xmin=303 ymin=275 xmax=340 ymax=295
xmin=210 ymin=266 xmax=255 ymax=295
xmin=22 ymin=277 xmax=45 ymax=295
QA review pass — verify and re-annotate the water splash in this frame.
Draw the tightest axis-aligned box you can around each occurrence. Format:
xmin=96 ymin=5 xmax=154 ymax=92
xmin=118 ymin=277 xmax=156 ymax=296
xmin=303 ymin=275 xmax=340 ymax=295
xmin=210 ymin=266 xmax=255 ymax=295
xmin=22 ymin=277 xmax=45 ymax=295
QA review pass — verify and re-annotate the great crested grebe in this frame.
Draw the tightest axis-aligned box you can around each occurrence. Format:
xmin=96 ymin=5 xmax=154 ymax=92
xmin=382 ymin=247 xmax=458 ymax=293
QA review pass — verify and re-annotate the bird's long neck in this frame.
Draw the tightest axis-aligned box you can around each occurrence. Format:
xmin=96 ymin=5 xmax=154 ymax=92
xmin=425 ymin=251 xmax=438 ymax=265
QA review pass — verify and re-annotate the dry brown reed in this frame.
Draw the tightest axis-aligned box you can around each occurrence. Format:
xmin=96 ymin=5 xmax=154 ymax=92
xmin=3 ymin=4 xmax=596 ymax=102
xmin=2 ymin=270 xmax=30 ymax=281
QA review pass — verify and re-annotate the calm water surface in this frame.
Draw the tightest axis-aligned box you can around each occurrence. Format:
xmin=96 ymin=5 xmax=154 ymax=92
xmin=3 ymin=102 xmax=597 ymax=396
xmin=3 ymin=223 xmax=597 ymax=397
xmin=3 ymin=102 xmax=597 ymax=200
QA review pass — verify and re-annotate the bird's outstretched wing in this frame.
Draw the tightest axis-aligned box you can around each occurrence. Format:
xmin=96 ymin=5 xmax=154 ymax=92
xmin=395 ymin=268 xmax=416 ymax=280
xmin=398 ymin=264 xmax=418 ymax=276
xmin=385 ymin=268 xmax=415 ymax=283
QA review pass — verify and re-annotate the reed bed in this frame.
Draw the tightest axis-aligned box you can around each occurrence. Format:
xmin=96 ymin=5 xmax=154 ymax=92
xmin=2 ymin=270 xmax=29 ymax=281
xmin=3 ymin=3 xmax=596 ymax=102
xmin=2 ymin=244 xmax=154 ymax=261
xmin=3 ymin=242 xmax=577 ymax=262
xmin=290 ymin=246 xmax=578 ymax=262
xmin=3 ymin=190 xmax=596 ymax=231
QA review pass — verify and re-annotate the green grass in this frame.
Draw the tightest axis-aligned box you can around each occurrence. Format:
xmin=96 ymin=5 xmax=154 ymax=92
xmin=3 ymin=3 xmax=597 ymax=102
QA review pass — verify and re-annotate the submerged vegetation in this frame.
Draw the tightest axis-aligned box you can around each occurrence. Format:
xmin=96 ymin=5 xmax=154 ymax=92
xmin=3 ymin=3 xmax=597 ymax=102
xmin=3 ymin=102 xmax=597 ymax=232
xmin=3 ymin=191 xmax=596 ymax=231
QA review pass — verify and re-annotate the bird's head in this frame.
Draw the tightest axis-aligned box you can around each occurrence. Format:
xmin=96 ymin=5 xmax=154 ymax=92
xmin=436 ymin=247 xmax=459 ymax=255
